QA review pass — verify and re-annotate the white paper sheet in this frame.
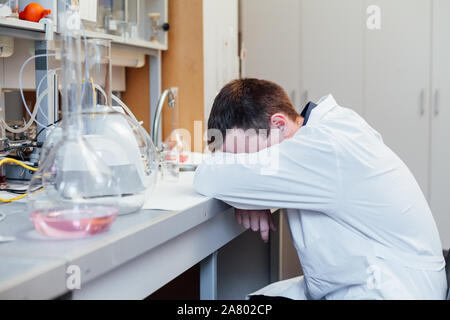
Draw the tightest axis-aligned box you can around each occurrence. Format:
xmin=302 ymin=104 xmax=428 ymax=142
xmin=143 ymin=172 xmax=209 ymax=211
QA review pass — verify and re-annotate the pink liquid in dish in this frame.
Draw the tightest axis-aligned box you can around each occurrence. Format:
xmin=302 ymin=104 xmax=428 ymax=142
xmin=30 ymin=206 xmax=118 ymax=239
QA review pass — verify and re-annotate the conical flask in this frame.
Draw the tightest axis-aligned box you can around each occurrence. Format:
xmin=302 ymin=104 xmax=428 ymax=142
xmin=28 ymin=8 xmax=121 ymax=239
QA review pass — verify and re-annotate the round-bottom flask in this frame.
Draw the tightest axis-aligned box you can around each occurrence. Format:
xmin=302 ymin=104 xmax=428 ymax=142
xmin=28 ymin=130 xmax=121 ymax=239
xmin=80 ymin=107 xmax=158 ymax=215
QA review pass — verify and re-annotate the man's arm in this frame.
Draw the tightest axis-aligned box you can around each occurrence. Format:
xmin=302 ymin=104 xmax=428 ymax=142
xmin=194 ymin=135 xmax=340 ymax=213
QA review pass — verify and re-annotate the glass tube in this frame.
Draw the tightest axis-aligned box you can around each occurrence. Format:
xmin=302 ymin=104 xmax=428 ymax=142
xmin=83 ymin=39 xmax=112 ymax=108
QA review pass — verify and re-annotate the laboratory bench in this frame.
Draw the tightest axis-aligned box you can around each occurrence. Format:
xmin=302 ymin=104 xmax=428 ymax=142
xmin=0 ymin=173 xmax=249 ymax=300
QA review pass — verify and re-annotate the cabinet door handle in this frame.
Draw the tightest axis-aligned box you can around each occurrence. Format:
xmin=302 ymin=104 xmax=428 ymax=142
xmin=419 ymin=89 xmax=426 ymax=116
xmin=433 ymin=89 xmax=440 ymax=116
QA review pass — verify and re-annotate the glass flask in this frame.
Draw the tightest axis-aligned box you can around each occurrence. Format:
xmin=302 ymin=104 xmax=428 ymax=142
xmin=28 ymin=8 xmax=121 ymax=239
xmin=0 ymin=0 xmax=18 ymax=18
xmin=80 ymin=106 xmax=159 ymax=215
xmin=79 ymin=38 xmax=158 ymax=214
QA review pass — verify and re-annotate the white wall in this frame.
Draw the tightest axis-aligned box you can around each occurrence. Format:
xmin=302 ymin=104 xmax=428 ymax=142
xmin=240 ymin=0 xmax=301 ymax=110
xmin=203 ymin=0 xmax=240 ymax=123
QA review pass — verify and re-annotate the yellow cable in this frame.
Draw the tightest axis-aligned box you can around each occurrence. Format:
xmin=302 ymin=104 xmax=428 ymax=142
xmin=90 ymin=77 xmax=97 ymax=106
xmin=0 ymin=158 xmax=38 ymax=203
xmin=0 ymin=193 xmax=27 ymax=203
xmin=90 ymin=77 xmax=97 ymax=120
xmin=0 ymin=158 xmax=37 ymax=172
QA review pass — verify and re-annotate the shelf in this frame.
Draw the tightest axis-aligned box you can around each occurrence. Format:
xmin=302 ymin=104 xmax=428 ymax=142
xmin=0 ymin=17 xmax=48 ymax=40
xmin=0 ymin=17 xmax=167 ymax=52
xmin=0 ymin=17 xmax=45 ymax=31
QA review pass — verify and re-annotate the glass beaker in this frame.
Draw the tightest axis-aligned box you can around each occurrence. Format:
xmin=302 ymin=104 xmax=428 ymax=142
xmin=0 ymin=0 xmax=18 ymax=18
xmin=101 ymin=0 xmax=127 ymax=37
xmin=28 ymin=8 xmax=121 ymax=239
xmin=95 ymin=0 xmax=110 ymax=33
xmin=125 ymin=0 xmax=139 ymax=40
xmin=160 ymin=143 xmax=180 ymax=183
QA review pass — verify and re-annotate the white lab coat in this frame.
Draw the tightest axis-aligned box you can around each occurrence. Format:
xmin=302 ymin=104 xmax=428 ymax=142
xmin=194 ymin=95 xmax=448 ymax=300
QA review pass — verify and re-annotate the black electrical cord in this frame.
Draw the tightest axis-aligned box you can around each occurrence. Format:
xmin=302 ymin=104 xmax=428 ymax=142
xmin=35 ymin=119 xmax=62 ymax=142
xmin=0 ymin=189 xmax=28 ymax=195
xmin=0 ymin=186 xmax=42 ymax=195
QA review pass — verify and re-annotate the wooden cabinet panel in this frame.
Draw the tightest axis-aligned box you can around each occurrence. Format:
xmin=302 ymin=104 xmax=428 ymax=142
xmin=161 ymin=0 xmax=204 ymax=151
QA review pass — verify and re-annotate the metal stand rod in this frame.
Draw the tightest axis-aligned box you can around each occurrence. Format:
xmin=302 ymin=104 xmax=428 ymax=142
xmin=200 ymin=251 xmax=218 ymax=300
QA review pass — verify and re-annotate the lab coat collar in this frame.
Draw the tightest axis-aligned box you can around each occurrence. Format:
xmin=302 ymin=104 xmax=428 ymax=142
xmin=305 ymin=94 xmax=338 ymax=126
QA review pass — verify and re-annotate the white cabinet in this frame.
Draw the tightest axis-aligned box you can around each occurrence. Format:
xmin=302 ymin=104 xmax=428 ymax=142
xmin=240 ymin=0 xmax=450 ymax=247
xmin=301 ymin=0 xmax=364 ymax=114
xmin=240 ymin=0 xmax=301 ymax=110
xmin=430 ymin=0 xmax=450 ymax=248
xmin=364 ymin=0 xmax=432 ymax=196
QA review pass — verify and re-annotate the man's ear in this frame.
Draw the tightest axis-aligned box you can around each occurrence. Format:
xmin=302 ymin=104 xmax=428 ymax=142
xmin=270 ymin=113 xmax=289 ymax=137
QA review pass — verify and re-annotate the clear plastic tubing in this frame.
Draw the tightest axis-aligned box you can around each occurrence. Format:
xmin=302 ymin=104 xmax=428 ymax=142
xmin=19 ymin=53 xmax=57 ymax=129
xmin=1 ymin=88 xmax=48 ymax=134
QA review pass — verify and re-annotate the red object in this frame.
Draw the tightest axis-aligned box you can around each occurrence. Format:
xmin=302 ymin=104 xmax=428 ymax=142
xmin=19 ymin=3 xmax=51 ymax=22
xmin=180 ymin=154 xmax=189 ymax=163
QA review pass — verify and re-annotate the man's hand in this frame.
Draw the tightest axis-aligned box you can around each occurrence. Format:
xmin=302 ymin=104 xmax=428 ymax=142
xmin=234 ymin=209 xmax=276 ymax=243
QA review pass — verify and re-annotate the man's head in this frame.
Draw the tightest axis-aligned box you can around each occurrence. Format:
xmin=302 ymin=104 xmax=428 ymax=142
xmin=207 ymin=78 xmax=303 ymax=153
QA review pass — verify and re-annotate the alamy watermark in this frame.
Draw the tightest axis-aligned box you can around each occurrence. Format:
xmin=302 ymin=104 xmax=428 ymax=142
xmin=66 ymin=264 xmax=81 ymax=290
xmin=367 ymin=5 xmax=381 ymax=30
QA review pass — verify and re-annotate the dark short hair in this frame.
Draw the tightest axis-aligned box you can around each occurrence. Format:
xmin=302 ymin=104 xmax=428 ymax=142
xmin=207 ymin=78 xmax=299 ymax=150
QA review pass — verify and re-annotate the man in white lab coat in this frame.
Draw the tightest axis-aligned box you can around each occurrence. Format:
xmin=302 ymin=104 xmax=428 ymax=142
xmin=194 ymin=79 xmax=448 ymax=300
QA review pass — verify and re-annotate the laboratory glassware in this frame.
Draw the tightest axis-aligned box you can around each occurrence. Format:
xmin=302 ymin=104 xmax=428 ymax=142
xmin=125 ymin=0 xmax=139 ymax=40
xmin=160 ymin=142 xmax=180 ymax=182
xmin=0 ymin=0 xmax=18 ymax=18
xmin=83 ymin=38 xmax=112 ymax=107
xmin=28 ymin=8 xmax=121 ymax=239
xmin=100 ymin=0 xmax=126 ymax=37
xmin=80 ymin=106 xmax=159 ymax=214
xmin=39 ymin=37 xmax=112 ymax=163
xmin=79 ymin=38 xmax=157 ymax=214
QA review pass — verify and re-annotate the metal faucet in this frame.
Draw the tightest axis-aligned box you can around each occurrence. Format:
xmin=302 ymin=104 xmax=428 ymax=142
xmin=151 ymin=87 xmax=178 ymax=149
